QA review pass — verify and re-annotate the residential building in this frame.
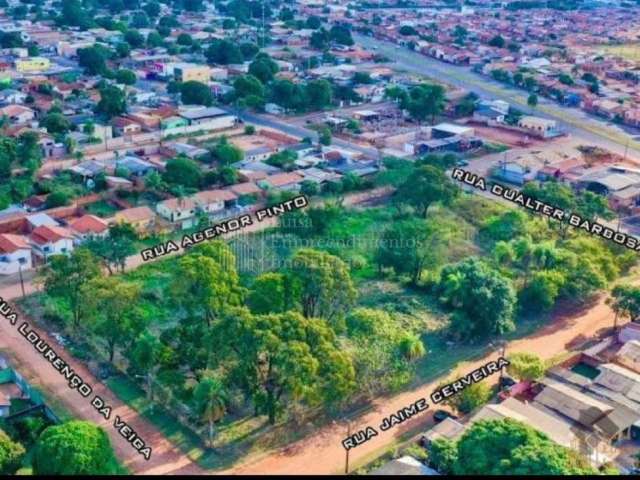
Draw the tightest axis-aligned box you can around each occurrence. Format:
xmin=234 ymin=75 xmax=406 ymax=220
xmin=113 ymin=206 xmax=156 ymax=235
xmin=68 ymin=214 xmax=109 ymax=242
xmin=15 ymin=57 xmax=50 ymax=73
xmin=0 ymin=234 xmax=32 ymax=275
xmin=30 ymin=225 xmax=74 ymax=259
xmin=156 ymin=197 xmax=197 ymax=229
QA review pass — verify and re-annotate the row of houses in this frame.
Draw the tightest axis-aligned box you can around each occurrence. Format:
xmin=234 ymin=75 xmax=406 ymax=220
xmin=422 ymin=323 xmax=640 ymax=472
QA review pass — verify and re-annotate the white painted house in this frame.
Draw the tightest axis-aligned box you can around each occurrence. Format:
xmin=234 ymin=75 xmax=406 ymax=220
xmin=0 ymin=234 xmax=33 ymax=275
xmin=193 ymin=189 xmax=237 ymax=215
xmin=29 ymin=225 xmax=74 ymax=259
xmin=156 ymin=197 xmax=197 ymax=229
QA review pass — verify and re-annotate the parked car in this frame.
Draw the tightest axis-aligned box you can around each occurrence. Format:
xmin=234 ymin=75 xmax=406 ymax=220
xmin=500 ymin=375 xmax=517 ymax=389
xmin=433 ymin=409 xmax=458 ymax=424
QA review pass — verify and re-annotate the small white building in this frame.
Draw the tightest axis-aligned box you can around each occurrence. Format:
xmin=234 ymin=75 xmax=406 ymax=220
xmin=29 ymin=225 xmax=74 ymax=259
xmin=68 ymin=214 xmax=109 ymax=243
xmin=517 ymin=116 xmax=559 ymax=138
xmin=0 ymin=234 xmax=33 ymax=275
xmin=156 ymin=197 xmax=197 ymax=229
xmin=193 ymin=189 xmax=237 ymax=215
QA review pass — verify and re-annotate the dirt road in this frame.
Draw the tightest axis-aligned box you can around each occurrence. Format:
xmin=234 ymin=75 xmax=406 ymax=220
xmin=0 ymin=187 xmax=393 ymax=475
xmin=0 ymin=307 xmax=205 ymax=475
xmin=228 ymin=288 xmax=630 ymax=474
xmin=0 ymin=188 xmax=393 ymax=302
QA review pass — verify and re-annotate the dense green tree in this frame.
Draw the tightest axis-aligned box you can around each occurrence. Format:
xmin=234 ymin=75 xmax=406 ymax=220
xmin=0 ymin=429 xmax=25 ymax=475
xmin=208 ymin=137 xmax=242 ymax=166
xmin=41 ymin=112 xmax=71 ymax=135
xmin=575 ymin=190 xmax=613 ymax=222
xmin=177 ymin=33 xmax=193 ymax=46
xmin=452 ymin=419 xmax=597 ymax=475
xmin=143 ymin=1 xmax=160 ymax=17
xmin=329 ymin=24 xmax=354 ymax=45
xmin=84 ymin=276 xmax=145 ymax=361
xmin=247 ymin=272 xmax=287 ymax=314
xmin=406 ymin=83 xmax=446 ymax=124
xmin=124 ymin=29 xmax=145 ymax=48
xmin=45 ymin=189 xmax=71 ymax=208
xmin=445 ymin=381 xmax=492 ymax=414
xmin=288 ymin=249 xmax=357 ymax=328
xmin=39 ymin=248 xmax=102 ymax=327
xmin=318 ymin=126 xmax=332 ymax=146
xmin=205 ymin=39 xmax=244 ymax=65
xmin=248 ymin=54 xmax=279 ymax=84
xmin=163 ymin=156 xmax=202 ymax=188
xmin=115 ymin=42 xmax=131 ymax=58
xmin=507 ymin=352 xmax=546 ymax=381
xmin=488 ymin=34 xmax=506 ymax=48
xmin=146 ymin=31 xmax=163 ymax=48
xmin=429 ymin=438 xmax=458 ymax=474
xmin=481 ymin=210 xmax=531 ymax=243
xmin=375 ymin=217 xmax=456 ymax=284
xmin=609 ymin=284 xmax=640 ymax=325
xmin=265 ymin=149 xmax=296 ymax=169
xmin=59 ymin=0 xmax=92 ymax=29
xmin=305 ymin=79 xmax=332 ymax=110
xmin=310 ymin=28 xmax=330 ymax=50
xmin=527 ymin=93 xmax=538 ymax=108
xmin=518 ymin=270 xmax=565 ymax=312
xmin=180 ymin=81 xmax=213 ymax=106
xmin=16 ymin=131 xmax=42 ymax=173
xmin=218 ymin=308 xmax=355 ymax=423
xmin=395 ymin=165 xmax=458 ymax=217
xmin=239 ymin=42 xmax=259 ymax=60
xmin=269 ymin=79 xmax=306 ymax=112
xmin=115 ymin=69 xmax=137 ymax=85
xmin=438 ymin=258 xmax=516 ymax=340
xmin=305 ymin=15 xmax=322 ymax=29
xmin=85 ymin=223 xmax=138 ymax=275
xmin=172 ymin=242 xmax=245 ymax=327
xmin=131 ymin=11 xmax=150 ymax=28
xmin=96 ymin=85 xmax=127 ymax=118
xmin=233 ymin=74 xmax=265 ymax=100
xmin=33 ymin=421 xmax=119 ymax=475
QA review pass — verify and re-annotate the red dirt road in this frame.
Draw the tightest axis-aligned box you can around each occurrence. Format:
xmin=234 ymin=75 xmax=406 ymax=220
xmin=0 ymin=309 xmax=205 ymax=475
xmin=228 ymin=288 xmax=631 ymax=475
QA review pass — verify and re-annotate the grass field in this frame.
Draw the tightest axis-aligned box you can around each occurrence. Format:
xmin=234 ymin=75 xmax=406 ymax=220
xmin=85 ymin=200 xmax=120 ymax=218
xmin=596 ymin=43 xmax=640 ymax=62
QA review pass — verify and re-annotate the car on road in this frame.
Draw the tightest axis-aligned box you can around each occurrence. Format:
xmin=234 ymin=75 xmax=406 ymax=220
xmin=456 ymin=159 xmax=469 ymax=167
xmin=433 ymin=409 xmax=458 ymax=424
xmin=500 ymin=375 xmax=517 ymax=389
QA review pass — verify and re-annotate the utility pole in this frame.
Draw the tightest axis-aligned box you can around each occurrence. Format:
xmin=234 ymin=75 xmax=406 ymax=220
xmin=499 ymin=342 xmax=506 ymax=383
xmin=344 ymin=419 xmax=352 ymax=474
xmin=18 ymin=263 xmax=25 ymax=298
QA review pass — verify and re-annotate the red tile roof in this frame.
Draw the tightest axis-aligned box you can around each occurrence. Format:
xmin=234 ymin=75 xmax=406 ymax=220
xmin=30 ymin=225 xmax=73 ymax=245
xmin=69 ymin=214 xmax=109 ymax=234
xmin=0 ymin=234 xmax=30 ymax=253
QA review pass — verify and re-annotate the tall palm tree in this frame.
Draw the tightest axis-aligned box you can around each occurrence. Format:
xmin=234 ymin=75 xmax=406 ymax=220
xmin=193 ymin=374 xmax=228 ymax=448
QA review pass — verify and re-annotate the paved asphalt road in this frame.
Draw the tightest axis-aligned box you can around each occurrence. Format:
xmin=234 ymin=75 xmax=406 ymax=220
xmin=355 ymin=33 xmax=640 ymax=160
xmin=226 ymin=108 xmax=382 ymax=159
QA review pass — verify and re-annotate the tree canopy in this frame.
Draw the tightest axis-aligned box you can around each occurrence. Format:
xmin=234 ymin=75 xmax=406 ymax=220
xmin=33 ymin=421 xmax=119 ymax=475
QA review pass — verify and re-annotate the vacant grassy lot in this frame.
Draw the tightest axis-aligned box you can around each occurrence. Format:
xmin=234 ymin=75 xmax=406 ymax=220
xmin=596 ymin=43 xmax=640 ymax=62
